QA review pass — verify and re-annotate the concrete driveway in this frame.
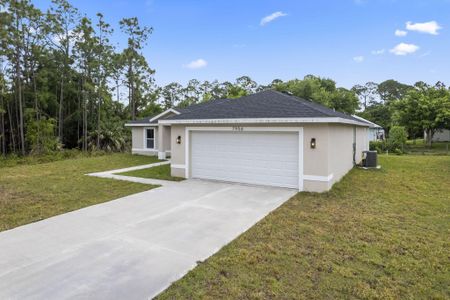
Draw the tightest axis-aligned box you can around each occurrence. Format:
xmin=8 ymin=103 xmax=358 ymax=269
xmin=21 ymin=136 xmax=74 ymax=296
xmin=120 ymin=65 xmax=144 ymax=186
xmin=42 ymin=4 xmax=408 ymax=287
xmin=0 ymin=179 xmax=296 ymax=299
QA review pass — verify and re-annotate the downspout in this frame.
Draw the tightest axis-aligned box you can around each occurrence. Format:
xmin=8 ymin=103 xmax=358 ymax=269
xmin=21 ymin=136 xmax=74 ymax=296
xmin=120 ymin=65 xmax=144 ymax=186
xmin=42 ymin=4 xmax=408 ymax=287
xmin=352 ymin=126 xmax=357 ymax=166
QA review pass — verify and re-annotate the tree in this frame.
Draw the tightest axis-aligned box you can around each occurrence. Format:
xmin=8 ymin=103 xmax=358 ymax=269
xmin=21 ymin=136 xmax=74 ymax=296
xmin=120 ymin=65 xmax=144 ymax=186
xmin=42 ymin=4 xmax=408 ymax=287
xmin=73 ymin=16 xmax=96 ymax=151
xmin=387 ymin=126 xmax=407 ymax=152
xmin=352 ymin=82 xmax=379 ymax=109
xmin=378 ymin=79 xmax=412 ymax=104
xmin=357 ymin=102 xmax=391 ymax=133
xmin=161 ymin=82 xmax=182 ymax=109
xmin=3 ymin=0 xmax=44 ymax=155
xmin=46 ymin=0 xmax=79 ymax=143
xmin=395 ymin=82 xmax=450 ymax=146
xmin=235 ymin=76 xmax=257 ymax=94
xmin=94 ymin=13 xmax=113 ymax=148
xmin=275 ymin=75 xmax=359 ymax=114
xmin=119 ymin=17 xmax=153 ymax=120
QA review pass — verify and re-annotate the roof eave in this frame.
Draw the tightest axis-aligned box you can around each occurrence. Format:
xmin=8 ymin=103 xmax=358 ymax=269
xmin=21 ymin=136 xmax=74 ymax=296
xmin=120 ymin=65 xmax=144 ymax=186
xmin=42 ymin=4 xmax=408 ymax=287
xmin=124 ymin=123 xmax=158 ymax=127
xmin=158 ymin=117 xmax=369 ymax=127
xmin=149 ymin=108 xmax=180 ymax=122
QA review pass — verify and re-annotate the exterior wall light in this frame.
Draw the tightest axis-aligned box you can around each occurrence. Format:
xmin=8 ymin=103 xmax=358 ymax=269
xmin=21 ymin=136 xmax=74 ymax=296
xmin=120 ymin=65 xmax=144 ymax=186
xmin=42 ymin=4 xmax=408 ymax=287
xmin=310 ymin=138 xmax=316 ymax=149
xmin=176 ymin=136 xmax=182 ymax=144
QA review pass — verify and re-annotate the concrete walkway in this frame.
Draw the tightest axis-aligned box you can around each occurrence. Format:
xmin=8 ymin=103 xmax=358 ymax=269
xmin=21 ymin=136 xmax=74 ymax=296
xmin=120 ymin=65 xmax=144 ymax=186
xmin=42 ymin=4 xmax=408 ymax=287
xmin=86 ymin=160 xmax=176 ymax=186
xmin=0 ymin=176 xmax=296 ymax=299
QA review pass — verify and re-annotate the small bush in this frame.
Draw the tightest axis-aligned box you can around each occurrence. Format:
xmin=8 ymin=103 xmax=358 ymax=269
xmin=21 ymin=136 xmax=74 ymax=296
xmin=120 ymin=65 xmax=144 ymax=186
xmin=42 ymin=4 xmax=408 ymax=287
xmin=387 ymin=126 xmax=408 ymax=154
xmin=369 ymin=140 xmax=385 ymax=153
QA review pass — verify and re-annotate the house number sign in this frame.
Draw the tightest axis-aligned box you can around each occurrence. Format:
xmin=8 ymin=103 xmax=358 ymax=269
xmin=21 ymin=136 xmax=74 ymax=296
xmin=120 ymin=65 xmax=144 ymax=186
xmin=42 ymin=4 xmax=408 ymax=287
xmin=232 ymin=126 xmax=244 ymax=131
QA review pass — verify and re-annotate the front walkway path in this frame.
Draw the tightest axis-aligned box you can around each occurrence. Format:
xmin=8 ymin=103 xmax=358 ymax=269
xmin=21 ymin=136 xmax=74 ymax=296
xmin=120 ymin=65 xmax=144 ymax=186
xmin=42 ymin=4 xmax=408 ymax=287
xmin=86 ymin=160 xmax=176 ymax=186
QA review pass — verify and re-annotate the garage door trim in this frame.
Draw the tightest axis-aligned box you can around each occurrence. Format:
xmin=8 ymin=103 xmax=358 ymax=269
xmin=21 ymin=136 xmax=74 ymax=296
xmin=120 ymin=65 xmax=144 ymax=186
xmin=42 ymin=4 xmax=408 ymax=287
xmin=185 ymin=126 xmax=304 ymax=191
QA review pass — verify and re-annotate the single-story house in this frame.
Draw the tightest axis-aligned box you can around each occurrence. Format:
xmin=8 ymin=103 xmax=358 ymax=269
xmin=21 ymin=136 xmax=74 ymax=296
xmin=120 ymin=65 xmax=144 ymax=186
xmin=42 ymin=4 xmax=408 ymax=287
xmin=352 ymin=115 xmax=385 ymax=141
xmin=126 ymin=90 xmax=370 ymax=192
xmin=424 ymin=128 xmax=450 ymax=142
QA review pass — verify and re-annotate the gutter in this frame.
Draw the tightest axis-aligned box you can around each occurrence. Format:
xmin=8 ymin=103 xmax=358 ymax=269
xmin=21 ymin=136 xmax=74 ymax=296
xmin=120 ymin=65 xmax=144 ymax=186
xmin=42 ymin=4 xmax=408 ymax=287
xmin=158 ymin=117 xmax=370 ymax=127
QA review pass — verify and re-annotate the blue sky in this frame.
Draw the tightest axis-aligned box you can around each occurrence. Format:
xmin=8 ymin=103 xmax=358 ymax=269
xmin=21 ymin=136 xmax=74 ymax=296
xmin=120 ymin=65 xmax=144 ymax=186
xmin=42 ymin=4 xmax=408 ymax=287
xmin=36 ymin=0 xmax=450 ymax=88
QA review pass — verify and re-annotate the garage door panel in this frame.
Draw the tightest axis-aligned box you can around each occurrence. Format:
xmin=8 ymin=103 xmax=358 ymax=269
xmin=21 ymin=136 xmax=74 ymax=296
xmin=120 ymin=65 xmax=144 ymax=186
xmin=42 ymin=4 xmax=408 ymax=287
xmin=191 ymin=131 xmax=299 ymax=188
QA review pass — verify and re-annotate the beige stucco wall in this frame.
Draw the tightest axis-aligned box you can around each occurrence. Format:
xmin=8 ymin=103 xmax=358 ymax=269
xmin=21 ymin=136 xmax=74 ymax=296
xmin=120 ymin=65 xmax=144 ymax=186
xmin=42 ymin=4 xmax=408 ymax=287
xmin=327 ymin=125 xmax=369 ymax=187
xmin=169 ymin=123 xmax=368 ymax=192
xmin=131 ymin=126 xmax=158 ymax=156
xmin=131 ymin=127 xmax=144 ymax=149
xmin=163 ymin=126 xmax=171 ymax=152
xmin=327 ymin=125 xmax=355 ymax=186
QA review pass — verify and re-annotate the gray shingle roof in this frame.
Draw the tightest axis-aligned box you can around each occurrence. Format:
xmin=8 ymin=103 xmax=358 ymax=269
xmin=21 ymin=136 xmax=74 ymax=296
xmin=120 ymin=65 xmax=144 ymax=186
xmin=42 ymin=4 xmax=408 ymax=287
xmin=126 ymin=117 xmax=158 ymax=125
xmin=166 ymin=90 xmax=360 ymax=122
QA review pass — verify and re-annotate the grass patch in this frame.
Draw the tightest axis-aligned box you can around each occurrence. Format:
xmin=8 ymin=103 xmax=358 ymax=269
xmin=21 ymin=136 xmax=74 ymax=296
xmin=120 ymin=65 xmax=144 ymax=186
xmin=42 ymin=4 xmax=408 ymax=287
xmin=0 ymin=153 xmax=160 ymax=231
xmin=157 ymin=155 xmax=450 ymax=299
xmin=405 ymin=140 xmax=449 ymax=155
xmin=0 ymin=149 xmax=109 ymax=168
xmin=118 ymin=164 xmax=185 ymax=182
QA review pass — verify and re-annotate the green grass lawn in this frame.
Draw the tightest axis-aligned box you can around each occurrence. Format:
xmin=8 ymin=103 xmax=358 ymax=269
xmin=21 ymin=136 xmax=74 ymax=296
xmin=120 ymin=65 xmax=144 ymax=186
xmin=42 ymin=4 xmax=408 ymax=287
xmin=405 ymin=140 xmax=449 ymax=155
xmin=118 ymin=164 xmax=185 ymax=181
xmin=0 ymin=154 xmax=159 ymax=231
xmin=158 ymin=155 xmax=450 ymax=299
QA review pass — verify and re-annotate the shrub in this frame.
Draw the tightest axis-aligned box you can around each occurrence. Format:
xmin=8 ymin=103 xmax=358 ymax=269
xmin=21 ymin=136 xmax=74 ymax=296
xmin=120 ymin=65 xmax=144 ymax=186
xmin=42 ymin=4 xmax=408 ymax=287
xmin=387 ymin=126 xmax=408 ymax=153
xmin=25 ymin=117 xmax=62 ymax=155
xmin=369 ymin=140 xmax=385 ymax=153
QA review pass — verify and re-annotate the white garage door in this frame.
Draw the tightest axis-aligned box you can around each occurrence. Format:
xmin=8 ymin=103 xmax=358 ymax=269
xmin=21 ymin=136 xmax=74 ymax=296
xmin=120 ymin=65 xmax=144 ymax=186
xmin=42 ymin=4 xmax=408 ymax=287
xmin=190 ymin=131 xmax=299 ymax=188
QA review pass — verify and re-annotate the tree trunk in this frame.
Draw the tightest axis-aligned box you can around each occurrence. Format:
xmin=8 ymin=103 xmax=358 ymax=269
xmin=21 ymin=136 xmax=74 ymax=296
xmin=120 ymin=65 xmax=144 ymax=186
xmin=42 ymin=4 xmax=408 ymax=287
xmin=82 ymin=78 xmax=87 ymax=152
xmin=58 ymin=76 xmax=64 ymax=143
xmin=14 ymin=14 xmax=25 ymax=155
xmin=425 ymin=129 xmax=433 ymax=148
xmin=0 ymin=94 xmax=5 ymax=156
xmin=97 ymin=94 xmax=101 ymax=149
xmin=7 ymin=99 xmax=16 ymax=153
xmin=16 ymin=66 xmax=25 ymax=155
xmin=33 ymin=71 xmax=39 ymax=120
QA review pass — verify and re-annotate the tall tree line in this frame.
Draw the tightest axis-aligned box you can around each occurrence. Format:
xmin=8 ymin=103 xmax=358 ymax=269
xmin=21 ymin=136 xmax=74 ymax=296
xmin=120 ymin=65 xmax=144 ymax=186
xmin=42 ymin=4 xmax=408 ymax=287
xmin=0 ymin=0 xmax=155 ymax=155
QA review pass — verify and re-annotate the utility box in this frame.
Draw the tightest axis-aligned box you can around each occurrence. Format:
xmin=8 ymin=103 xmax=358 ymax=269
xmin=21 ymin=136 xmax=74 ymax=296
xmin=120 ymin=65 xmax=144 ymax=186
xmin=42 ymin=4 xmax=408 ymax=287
xmin=362 ymin=151 xmax=378 ymax=168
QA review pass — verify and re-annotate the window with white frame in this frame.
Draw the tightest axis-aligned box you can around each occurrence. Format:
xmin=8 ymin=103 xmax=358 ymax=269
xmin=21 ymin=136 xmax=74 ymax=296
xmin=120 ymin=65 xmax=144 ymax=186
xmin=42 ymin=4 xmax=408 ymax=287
xmin=145 ymin=128 xmax=155 ymax=149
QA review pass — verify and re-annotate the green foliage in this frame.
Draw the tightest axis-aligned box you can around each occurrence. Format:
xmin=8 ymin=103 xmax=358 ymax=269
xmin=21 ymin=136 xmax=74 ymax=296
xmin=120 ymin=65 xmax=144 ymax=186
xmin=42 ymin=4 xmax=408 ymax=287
xmin=377 ymin=79 xmax=413 ymax=104
xmin=25 ymin=115 xmax=61 ymax=155
xmin=369 ymin=140 xmax=385 ymax=153
xmin=387 ymin=126 xmax=407 ymax=154
xmin=357 ymin=102 xmax=392 ymax=133
xmin=274 ymin=75 xmax=359 ymax=114
xmin=86 ymin=120 xmax=129 ymax=152
xmin=394 ymin=83 xmax=450 ymax=145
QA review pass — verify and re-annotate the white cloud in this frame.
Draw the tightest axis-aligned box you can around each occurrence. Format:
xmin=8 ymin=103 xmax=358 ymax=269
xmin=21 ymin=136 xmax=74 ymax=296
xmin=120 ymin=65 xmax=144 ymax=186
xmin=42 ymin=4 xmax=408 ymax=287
xmin=183 ymin=58 xmax=207 ymax=69
xmin=419 ymin=51 xmax=431 ymax=58
xmin=260 ymin=11 xmax=287 ymax=26
xmin=390 ymin=43 xmax=419 ymax=55
xmin=371 ymin=49 xmax=385 ymax=55
xmin=353 ymin=56 xmax=364 ymax=63
xmin=395 ymin=29 xmax=407 ymax=37
xmin=406 ymin=21 xmax=442 ymax=35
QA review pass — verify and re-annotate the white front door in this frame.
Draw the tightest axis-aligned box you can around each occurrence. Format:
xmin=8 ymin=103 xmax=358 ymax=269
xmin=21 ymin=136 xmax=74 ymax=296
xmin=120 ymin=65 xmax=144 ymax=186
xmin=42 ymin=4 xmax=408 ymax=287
xmin=190 ymin=131 xmax=300 ymax=188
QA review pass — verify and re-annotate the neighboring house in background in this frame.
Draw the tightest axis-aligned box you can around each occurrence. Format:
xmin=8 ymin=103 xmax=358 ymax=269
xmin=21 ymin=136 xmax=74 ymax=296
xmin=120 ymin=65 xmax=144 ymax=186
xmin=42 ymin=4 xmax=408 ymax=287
xmin=126 ymin=90 xmax=370 ymax=192
xmin=424 ymin=128 xmax=450 ymax=142
xmin=352 ymin=115 xmax=385 ymax=141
